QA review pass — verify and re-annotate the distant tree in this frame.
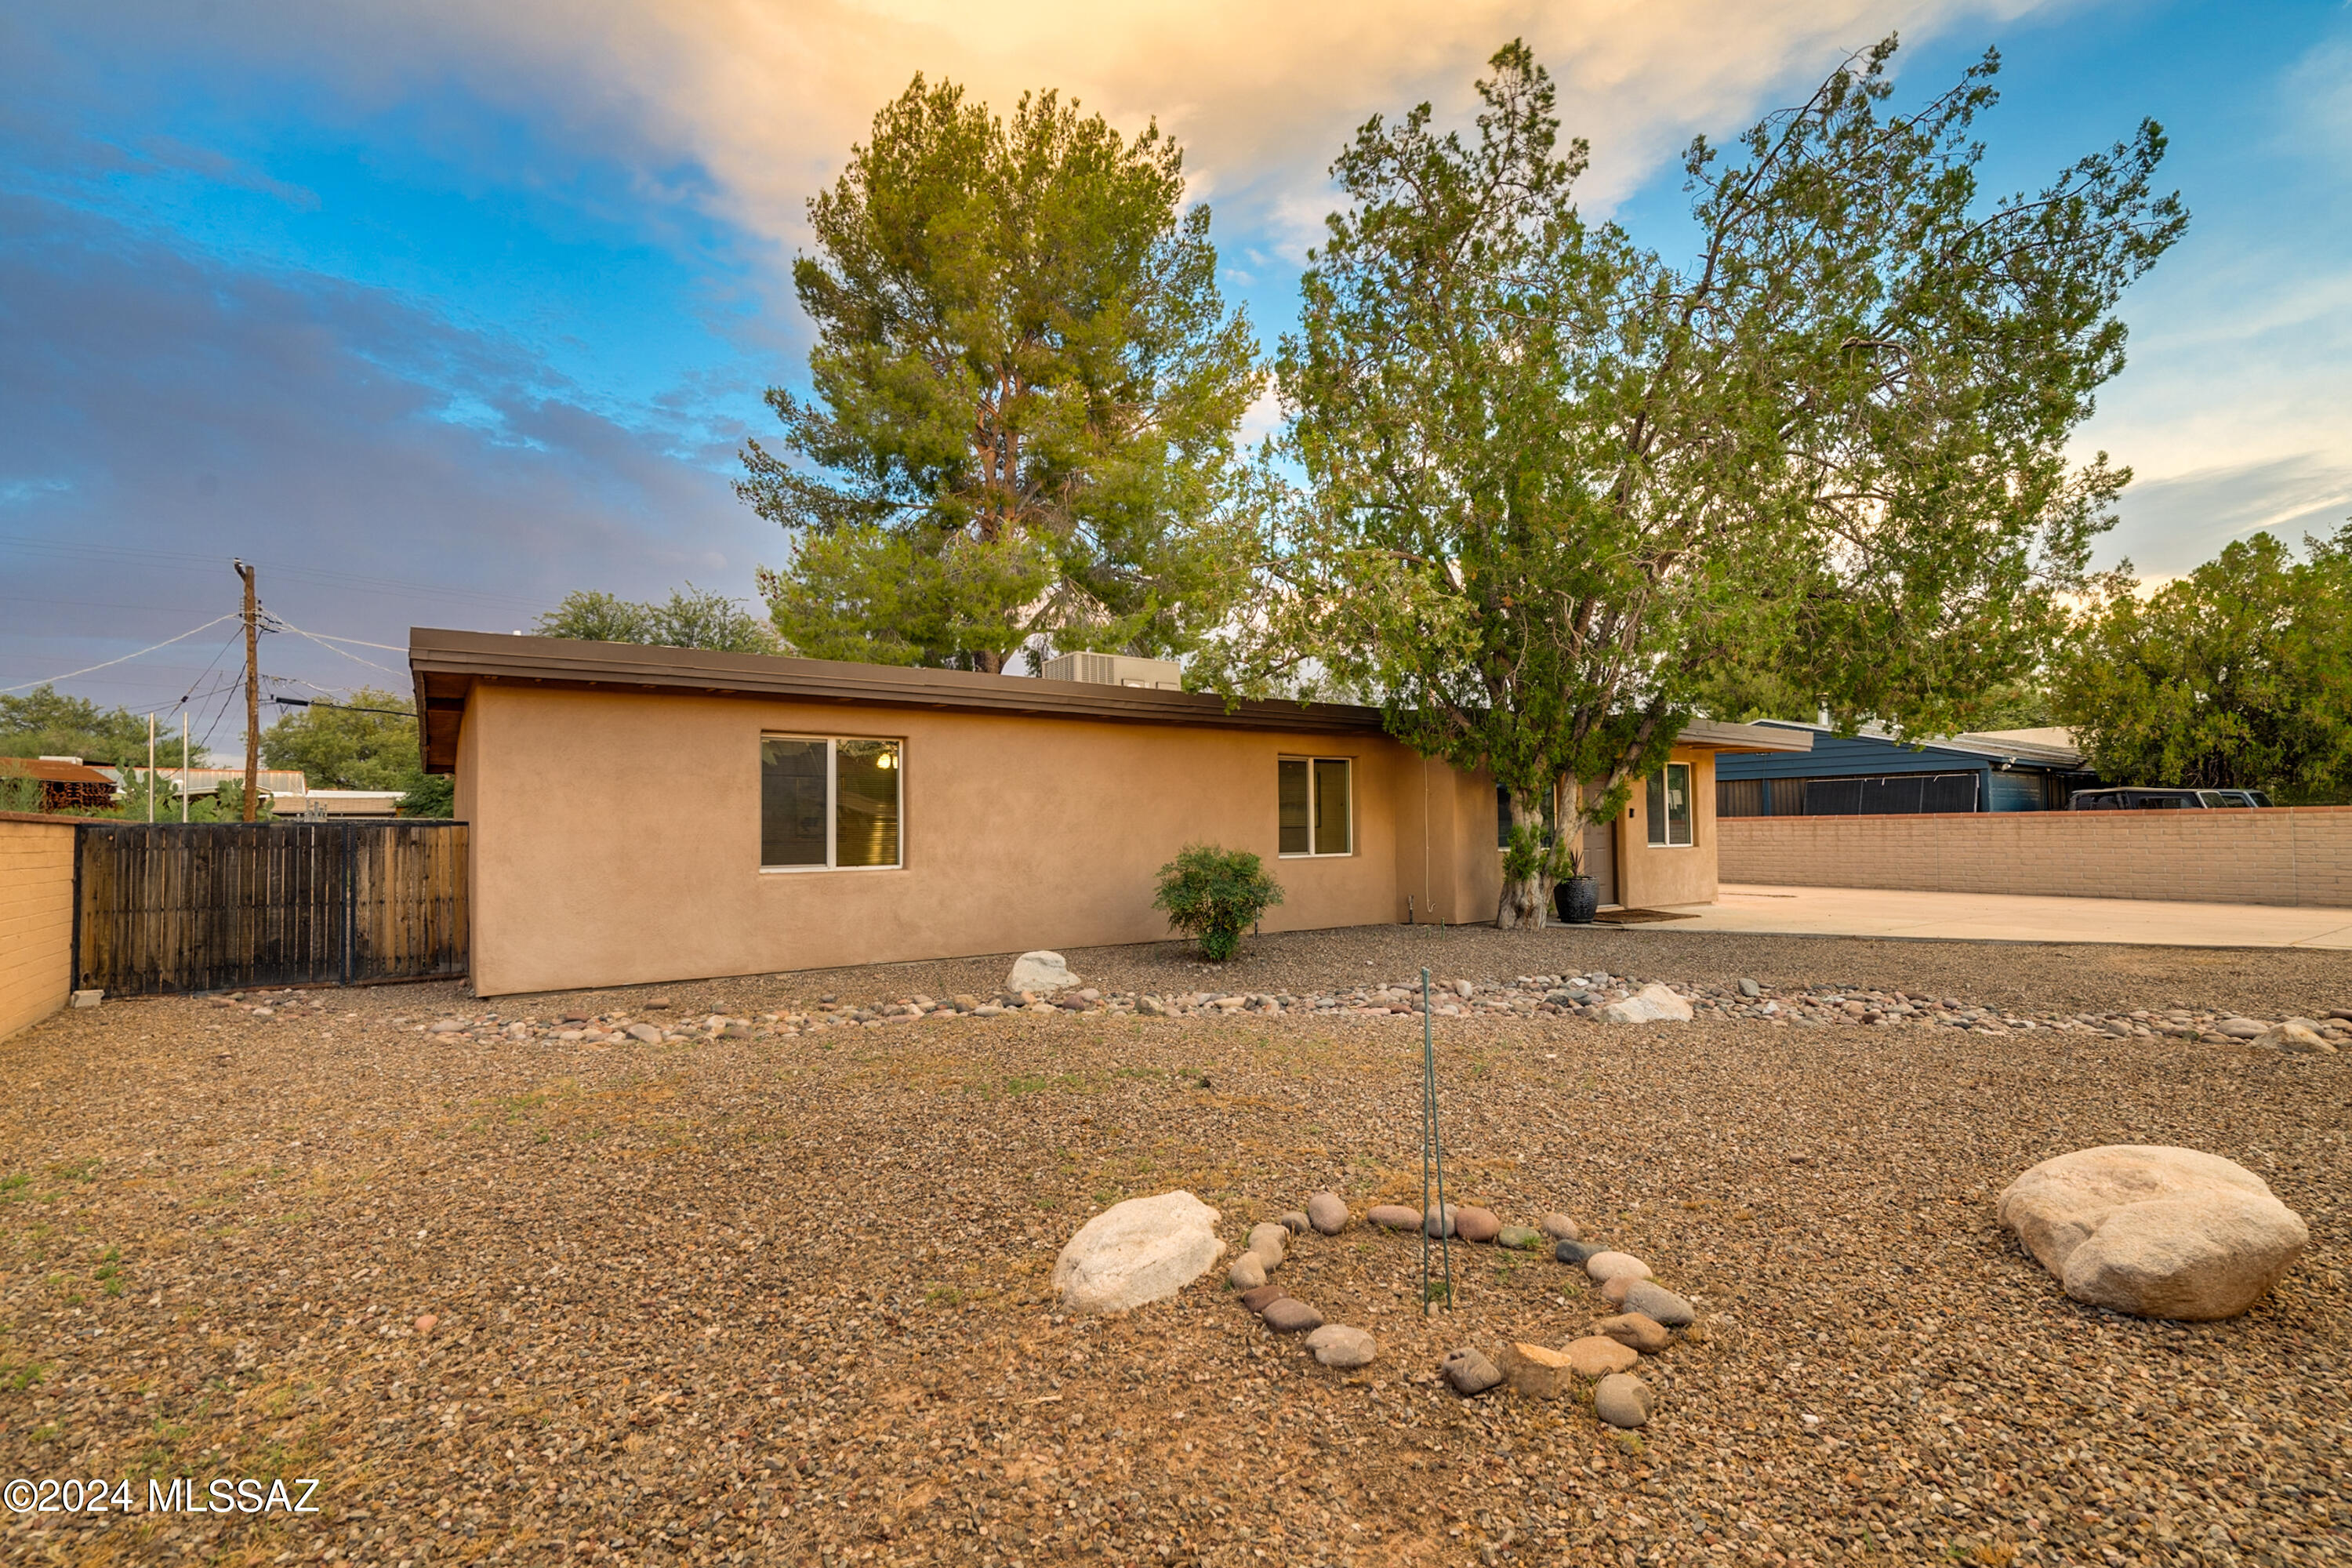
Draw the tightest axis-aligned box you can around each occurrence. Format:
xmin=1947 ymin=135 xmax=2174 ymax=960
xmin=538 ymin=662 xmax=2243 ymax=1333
xmin=1692 ymin=657 xmax=2055 ymax=733
xmin=1693 ymin=662 xmax=2053 ymax=732
xmin=1201 ymin=39 xmax=2183 ymax=926
xmin=537 ymin=586 xmax=780 ymax=655
xmin=260 ymin=688 xmax=421 ymax=790
xmin=642 ymin=586 xmax=784 ymax=654
xmin=2052 ymin=530 xmax=2352 ymax=797
xmin=397 ymin=773 xmax=457 ymax=819
xmin=1965 ymin=684 xmax=2059 ymax=733
xmin=534 ymin=590 xmax=650 ymax=644
xmin=740 ymin=74 xmax=1262 ymax=673
xmin=0 ymin=684 xmax=200 ymax=767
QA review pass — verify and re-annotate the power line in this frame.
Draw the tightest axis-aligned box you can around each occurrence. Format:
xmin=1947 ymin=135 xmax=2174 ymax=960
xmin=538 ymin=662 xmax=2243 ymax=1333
xmin=270 ymin=696 xmax=415 ymax=717
xmin=192 ymin=671 xmax=244 ymax=756
xmin=277 ymin=627 xmax=408 ymax=653
xmin=0 ymin=596 xmax=252 ymax=616
xmin=0 ymin=533 xmax=554 ymax=612
xmin=169 ymin=627 xmax=247 ymax=710
xmin=259 ymin=609 xmax=403 ymax=677
xmin=0 ymin=615 xmax=243 ymax=694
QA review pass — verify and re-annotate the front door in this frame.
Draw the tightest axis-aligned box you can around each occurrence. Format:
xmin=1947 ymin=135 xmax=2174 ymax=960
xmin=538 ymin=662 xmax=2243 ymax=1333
xmin=1582 ymin=814 xmax=1618 ymax=907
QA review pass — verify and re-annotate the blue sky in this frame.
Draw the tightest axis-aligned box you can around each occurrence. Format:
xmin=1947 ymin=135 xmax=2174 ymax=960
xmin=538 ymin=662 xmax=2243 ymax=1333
xmin=3 ymin=1 xmax=2347 ymax=755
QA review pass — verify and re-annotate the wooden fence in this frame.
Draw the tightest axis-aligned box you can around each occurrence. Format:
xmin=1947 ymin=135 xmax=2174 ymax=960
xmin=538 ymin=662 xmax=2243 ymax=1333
xmin=74 ymin=821 xmax=467 ymax=995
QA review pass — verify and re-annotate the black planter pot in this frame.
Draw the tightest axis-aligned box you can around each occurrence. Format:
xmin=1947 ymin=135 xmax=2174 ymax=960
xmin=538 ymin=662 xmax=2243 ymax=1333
xmin=1555 ymin=876 xmax=1599 ymax=924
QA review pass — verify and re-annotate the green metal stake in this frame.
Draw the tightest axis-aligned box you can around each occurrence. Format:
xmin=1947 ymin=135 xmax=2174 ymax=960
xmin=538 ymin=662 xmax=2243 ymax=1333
xmin=1419 ymin=966 xmax=1454 ymax=1313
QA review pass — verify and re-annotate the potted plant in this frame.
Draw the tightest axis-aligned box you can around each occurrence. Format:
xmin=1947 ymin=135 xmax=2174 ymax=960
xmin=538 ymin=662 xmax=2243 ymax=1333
xmin=1553 ymin=847 xmax=1599 ymax=924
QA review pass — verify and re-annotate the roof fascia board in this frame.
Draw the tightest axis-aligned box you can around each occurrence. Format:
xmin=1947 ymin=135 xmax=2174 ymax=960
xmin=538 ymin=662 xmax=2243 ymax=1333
xmin=1740 ymin=716 xmax=2078 ymax=768
xmin=409 ymin=630 xmax=1820 ymax=768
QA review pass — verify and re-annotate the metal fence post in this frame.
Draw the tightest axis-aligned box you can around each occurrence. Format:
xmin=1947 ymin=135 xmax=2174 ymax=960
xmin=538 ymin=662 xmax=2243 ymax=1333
xmin=341 ymin=821 xmax=357 ymax=986
xmin=1419 ymin=966 xmax=1454 ymax=1313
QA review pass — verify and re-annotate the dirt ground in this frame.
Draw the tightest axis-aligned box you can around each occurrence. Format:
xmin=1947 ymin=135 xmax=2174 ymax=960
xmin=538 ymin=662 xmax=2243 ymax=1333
xmin=1 ymin=929 xmax=2345 ymax=1567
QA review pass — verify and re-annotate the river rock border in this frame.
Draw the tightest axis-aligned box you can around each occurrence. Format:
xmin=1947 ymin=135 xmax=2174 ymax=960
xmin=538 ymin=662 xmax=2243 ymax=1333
xmin=249 ymin=971 xmax=2352 ymax=1052
xmin=1218 ymin=1193 xmax=1696 ymax=1433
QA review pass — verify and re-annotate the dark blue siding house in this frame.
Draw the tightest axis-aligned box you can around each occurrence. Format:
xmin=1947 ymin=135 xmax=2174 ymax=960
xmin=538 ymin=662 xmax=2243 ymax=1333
xmin=1714 ymin=722 xmax=2096 ymax=816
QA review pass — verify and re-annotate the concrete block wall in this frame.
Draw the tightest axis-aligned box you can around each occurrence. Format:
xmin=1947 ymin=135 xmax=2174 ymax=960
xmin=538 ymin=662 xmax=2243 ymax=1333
xmin=0 ymin=813 xmax=77 ymax=1040
xmin=1718 ymin=808 xmax=2352 ymax=909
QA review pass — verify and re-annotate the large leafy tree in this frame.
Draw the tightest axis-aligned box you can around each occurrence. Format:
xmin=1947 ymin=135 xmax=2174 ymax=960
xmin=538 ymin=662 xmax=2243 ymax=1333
xmin=740 ymin=75 xmax=1262 ymax=673
xmin=260 ymin=687 xmax=423 ymax=790
xmin=2053 ymin=531 xmax=2352 ymax=798
xmin=258 ymin=687 xmax=470 ymax=815
xmin=1203 ymin=38 xmax=2183 ymax=924
xmin=535 ymin=585 xmax=781 ymax=654
xmin=1 ymin=684 xmax=201 ymax=766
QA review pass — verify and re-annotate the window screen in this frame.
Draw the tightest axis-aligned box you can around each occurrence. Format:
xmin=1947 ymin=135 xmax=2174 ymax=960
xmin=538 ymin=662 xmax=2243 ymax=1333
xmin=1646 ymin=763 xmax=1693 ymax=847
xmin=1279 ymin=757 xmax=1352 ymax=856
xmin=1802 ymin=772 xmax=1979 ymax=815
xmin=760 ymin=735 xmax=902 ymax=869
xmin=1716 ymin=779 xmax=1766 ymax=818
xmin=760 ymin=738 xmax=829 ymax=867
xmin=1313 ymin=758 xmax=1351 ymax=855
xmin=1278 ymin=759 xmax=1311 ymax=855
xmin=834 ymin=740 xmax=902 ymax=868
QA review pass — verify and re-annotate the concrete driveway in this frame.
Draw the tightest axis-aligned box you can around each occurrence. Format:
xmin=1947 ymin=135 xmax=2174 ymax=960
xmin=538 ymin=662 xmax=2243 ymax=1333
xmin=1669 ymin=884 xmax=2352 ymax=949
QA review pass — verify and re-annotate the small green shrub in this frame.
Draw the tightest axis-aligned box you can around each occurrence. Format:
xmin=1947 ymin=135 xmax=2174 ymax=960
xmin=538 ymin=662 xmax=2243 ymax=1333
xmin=1152 ymin=844 xmax=1284 ymax=963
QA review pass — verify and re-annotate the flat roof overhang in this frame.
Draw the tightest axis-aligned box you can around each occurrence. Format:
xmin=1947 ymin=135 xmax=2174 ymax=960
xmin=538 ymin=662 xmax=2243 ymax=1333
xmin=408 ymin=629 xmax=1814 ymax=773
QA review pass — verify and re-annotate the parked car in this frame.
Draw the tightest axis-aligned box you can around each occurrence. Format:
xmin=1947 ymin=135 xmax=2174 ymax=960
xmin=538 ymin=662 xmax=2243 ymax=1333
xmin=2067 ymin=787 xmax=2243 ymax=810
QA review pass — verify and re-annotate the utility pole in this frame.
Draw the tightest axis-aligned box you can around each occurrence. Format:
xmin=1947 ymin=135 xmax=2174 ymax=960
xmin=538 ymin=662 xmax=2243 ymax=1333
xmin=180 ymin=710 xmax=190 ymax=822
xmin=236 ymin=560 xmax=259 ymax=822
xmin=146 ymin=713 xmax=156 ymax=823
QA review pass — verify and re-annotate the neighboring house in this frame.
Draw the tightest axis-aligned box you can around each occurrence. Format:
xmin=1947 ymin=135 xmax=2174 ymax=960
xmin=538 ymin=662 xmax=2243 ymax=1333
xmin=289 ymin=789 xmax=406 ymax=818
xmin=1714 ymin=720 xmax=2096 ymax=817
xmin=93 ymin=766 xmax=405 ymax=816
xmin=129 ymin=766 xmax=313 ymax=808
xmin=409 ymin=630 xmax=1813 ymax=996
xmin=0 ymin=756 xmax=118 ymax=811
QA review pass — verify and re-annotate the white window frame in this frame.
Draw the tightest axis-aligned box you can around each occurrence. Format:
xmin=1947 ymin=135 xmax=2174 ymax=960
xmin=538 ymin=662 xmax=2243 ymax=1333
xmin=1646 ymin=760 xmax=1695 ymax=849
xmin=1278 ymin=755 xmax=1355 ymax=858
xmin=759 ymin=734 xmax=905 ymax=873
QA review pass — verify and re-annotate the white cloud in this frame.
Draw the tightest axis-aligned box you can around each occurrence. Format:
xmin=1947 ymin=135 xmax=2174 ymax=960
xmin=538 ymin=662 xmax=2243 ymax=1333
xmin=2106 ymin=453 xmax=2352 ymax=578
xmin=71 ymin=0 xmax=2053 ymax=260
xmin=2285 ymin=31 xmax=2352 ymax=150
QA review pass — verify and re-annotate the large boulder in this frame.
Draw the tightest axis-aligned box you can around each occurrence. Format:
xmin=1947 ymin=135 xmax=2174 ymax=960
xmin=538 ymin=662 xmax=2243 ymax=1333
xmin=1051 ymin=1191 xmax=1224 ymax=1312
xmin=1008 ymin=951 xmax=1077 ymax=992
xmin=1997 ymin=1145 xmax=2307 ymax=1321
xmin=1599 ymin=984 xmax=1693 ymax=1024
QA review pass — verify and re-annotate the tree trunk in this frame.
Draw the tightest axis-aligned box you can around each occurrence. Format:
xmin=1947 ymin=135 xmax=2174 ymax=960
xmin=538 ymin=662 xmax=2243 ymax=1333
xmin=1494 ymin=783 xmax=1552 ymax=930
xmin=1497 ymin=873 xmax=1549 ymax=929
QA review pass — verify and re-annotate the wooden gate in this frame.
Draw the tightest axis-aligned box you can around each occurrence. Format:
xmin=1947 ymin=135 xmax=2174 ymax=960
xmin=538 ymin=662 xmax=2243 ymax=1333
xmin=74 ymin=821 xmax=467 ymax=995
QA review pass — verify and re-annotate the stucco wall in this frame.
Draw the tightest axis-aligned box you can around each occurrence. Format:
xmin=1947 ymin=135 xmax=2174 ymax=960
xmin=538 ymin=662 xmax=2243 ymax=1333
xmin=1618 ymin=748 xmax=1719 ymax=909
xmin=0 ymin=813 xmax=76 ymax=1040
xmin=1719 ymin=808 xmax=2352 ymax=908
xmin=461 ymin=684 xmax=1520 ymax=995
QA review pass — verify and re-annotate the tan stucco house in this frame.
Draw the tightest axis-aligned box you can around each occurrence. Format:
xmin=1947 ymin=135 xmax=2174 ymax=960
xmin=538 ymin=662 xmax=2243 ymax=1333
xmin=408 ymin=630 xmax=1811 ymax=997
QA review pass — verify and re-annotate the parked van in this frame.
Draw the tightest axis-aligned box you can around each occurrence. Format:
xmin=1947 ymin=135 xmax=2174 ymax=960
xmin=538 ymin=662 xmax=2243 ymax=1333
xmin=2068 ymin=787 xmax=2252 ymax=810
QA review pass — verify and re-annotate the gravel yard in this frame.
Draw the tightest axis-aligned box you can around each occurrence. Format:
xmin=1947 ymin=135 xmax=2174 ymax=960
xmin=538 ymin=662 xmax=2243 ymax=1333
xmin=2 ymin=927 xmax=2346 ymax=1566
